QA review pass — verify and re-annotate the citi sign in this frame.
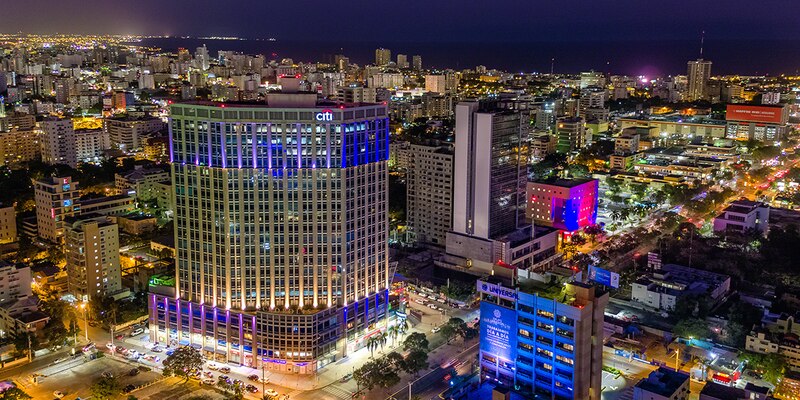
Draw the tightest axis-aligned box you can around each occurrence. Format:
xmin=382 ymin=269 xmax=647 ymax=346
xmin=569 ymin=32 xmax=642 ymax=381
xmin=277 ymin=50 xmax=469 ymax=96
xmin=477 ymin=281 xmax=518 ymax=301
xmin=315 ymin=110 xmax=334 ymax=121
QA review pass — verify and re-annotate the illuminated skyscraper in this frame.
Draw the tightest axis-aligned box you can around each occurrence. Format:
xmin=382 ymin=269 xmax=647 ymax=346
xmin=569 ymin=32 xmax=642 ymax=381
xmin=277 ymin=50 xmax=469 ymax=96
xmin=149 ymin=90 xmax=391 ymax=374
xmin=687 ymin=59 xmax=712 ymax=101
xmin=375 ymin=47 xmax=391 ymax=66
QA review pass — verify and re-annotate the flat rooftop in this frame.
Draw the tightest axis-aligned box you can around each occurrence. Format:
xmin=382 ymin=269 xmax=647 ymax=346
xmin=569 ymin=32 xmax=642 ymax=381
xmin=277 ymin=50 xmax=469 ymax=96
xmin=531 ymin=177 xmax=596 ymax=188
xmin=635 ymin=368 xmax=689 ymax=397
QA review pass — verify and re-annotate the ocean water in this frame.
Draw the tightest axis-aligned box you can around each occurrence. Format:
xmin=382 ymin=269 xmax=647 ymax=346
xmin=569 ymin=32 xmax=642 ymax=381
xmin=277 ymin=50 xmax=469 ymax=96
xmin=130 ymin=38 xmax=800 ymax=77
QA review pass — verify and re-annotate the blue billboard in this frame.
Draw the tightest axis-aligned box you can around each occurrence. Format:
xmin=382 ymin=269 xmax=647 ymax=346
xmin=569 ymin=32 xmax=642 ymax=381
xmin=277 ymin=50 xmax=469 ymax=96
xmin=480 ymin=302 xmax=517 ymax=362
xmin=589 ymin=265 xmax=620 ymax=288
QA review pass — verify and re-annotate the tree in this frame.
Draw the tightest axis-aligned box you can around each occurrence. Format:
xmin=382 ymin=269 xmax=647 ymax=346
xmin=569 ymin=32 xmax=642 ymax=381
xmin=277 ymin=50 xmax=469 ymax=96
xmin=673 ymin=318 xmax=710 ymax=340
xmin=402 ymin=349 xmax=429 ymax=376
xmin=583 ymin=224 xmax=605 ymax=244
xmin=402 ymin=332 xmax=429 ymax=352
xmin=162 ymin=346 xmax=204 ymax=382
xmin=11 ymin=332 xmax=38 ymax=359
xmin=91 ymin=376 xmax=121 ymax=400
xmin=440 ymin=318 xmax=468 ymax=344
xmin=0 ymin=388 xmax=32 ymax=400
xmin=740 ymin=351 xmax=786 ymax=384
xmin=42 ymin=319 xmax=69 ymax=350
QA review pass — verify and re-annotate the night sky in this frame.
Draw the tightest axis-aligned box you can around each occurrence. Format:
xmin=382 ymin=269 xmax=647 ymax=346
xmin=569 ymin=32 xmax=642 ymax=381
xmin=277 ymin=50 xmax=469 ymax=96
xmin=4 ymin=0 xmax=800 ymax=43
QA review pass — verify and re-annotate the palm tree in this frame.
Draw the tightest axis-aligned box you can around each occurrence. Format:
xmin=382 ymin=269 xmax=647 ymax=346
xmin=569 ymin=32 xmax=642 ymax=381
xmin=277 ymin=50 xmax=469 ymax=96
xmin=397 ymin=319 xmax=409 ymax=336
xmin=388 ymin=326 xmax=398 ymax=347
xmin=366 ymin=336 xmax=377 ymax=358
xmin=378 ymin=332 xmax=387 ymax=353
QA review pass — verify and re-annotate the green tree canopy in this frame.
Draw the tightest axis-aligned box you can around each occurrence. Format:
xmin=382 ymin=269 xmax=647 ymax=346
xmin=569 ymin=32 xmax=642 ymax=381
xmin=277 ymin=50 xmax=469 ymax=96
xmin=162 ymin=346 xmax=204 ymax=382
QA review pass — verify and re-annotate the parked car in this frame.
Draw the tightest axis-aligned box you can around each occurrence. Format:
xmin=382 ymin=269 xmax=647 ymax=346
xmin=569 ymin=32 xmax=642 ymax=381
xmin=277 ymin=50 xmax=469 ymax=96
xmin=218 ymin=366 xmax=231 ymax=373
xmin=53 ymin=357 xmax=67 ymax=364
xmin=207 ymin=363 xmax=219 ymax=370
xmin=202 ymin=378 xmax=216 ymax=385
xmin=117 ymin=346 xmax=128 ymax=355
xmin=130 ymin=327 xmax=144 ymax=337
xmin=248 ymin=374 xmax=260 ymax=381
xmin=265 ymin=389 xmax=279 ymax=397
xmin=151 ymin=346 xmax=163 ymax=353
xmin=101 ymin=372 xmax=114 ymax=379
xmin=129 ymin=368 xmax=140 ymax=376
xmin=245 ymin=384 xmax=259 ymax=393
xmin=105 ymin=343 xmax=116 ymax=351
xmin=122 ymin=384 xmax=136 ymax=394
xmin=114 ymin=334 xmax=124 ymax=340
xmin=82 ymin=343 xmax=96 ymax=352
xmin=341 ymin=373 xmax=353 ymax=382
xmin=53 ymin=391 xmax=65 ymax=399
xmin=414 ymin=299 xmax=426 ymax=305
xmin=431 ymin=326 xmax=441 ymax=333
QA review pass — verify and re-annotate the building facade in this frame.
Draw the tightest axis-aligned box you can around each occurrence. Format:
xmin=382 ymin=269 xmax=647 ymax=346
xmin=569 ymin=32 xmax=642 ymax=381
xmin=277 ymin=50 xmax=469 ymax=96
xmin=149 ymin=94 xmax=390 ymax=373
xmin=478 ymin=279 xmax=608 ymax=400
xmin=0 ymin=205 xmax=17 ymax=244
xmin=687 ymin=59 xmax=712 ymax=101
xmin=40 ymin=117 xmax=76 ymax=167
xmin=526 ymin=178 xmax=599 ymax=232
xmin=65 ymin=215 xmax=123 ymax=302
xmin=712 ymin=200 xmax=770 ymax=236
xmin=34 ymin=176 xmax=81 ymax=243
xmin=406 ymin=143 xmax=454 ymax=247
xmin=439 ymin=101 xmax=546 ymax=278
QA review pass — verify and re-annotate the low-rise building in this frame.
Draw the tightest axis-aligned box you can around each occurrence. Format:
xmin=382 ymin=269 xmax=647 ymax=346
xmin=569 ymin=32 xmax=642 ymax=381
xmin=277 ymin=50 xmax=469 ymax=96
xmin=633 ymin=367 xmax=690 ymax=400
xmin=746 ymin=329 xmax=800 ymax=371
xmin=0 ymin=261 xmax=32 ymax=305
xmin=530 ymin=134 xmax=556 ymax=161
xmin=0 ymin=296 xmax=49 ymax=339
xmin=80 ymin=194 xmax=135 ymax=216
xmin=631 ymin=264 xmax=731 ymax=311
xmin=117 ymin=213 xmax=157 ymax=235
xmin=699 ymin=381 xmax=769 ymax=400
xmin=713 ymin=200 xmax=770 ymax=236
xmin=115 ymin=166 xmax=170 ymax=198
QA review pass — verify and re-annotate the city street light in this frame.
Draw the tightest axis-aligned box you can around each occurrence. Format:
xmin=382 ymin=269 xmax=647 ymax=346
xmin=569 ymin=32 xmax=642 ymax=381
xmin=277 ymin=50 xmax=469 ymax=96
xmin=79 ymin=302 xmax=88 ymax=342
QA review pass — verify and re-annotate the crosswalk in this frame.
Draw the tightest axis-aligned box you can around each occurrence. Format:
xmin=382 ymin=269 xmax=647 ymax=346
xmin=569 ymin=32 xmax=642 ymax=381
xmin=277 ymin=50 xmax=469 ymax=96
xmin=320 ymin=384 xmax=354 ymax=399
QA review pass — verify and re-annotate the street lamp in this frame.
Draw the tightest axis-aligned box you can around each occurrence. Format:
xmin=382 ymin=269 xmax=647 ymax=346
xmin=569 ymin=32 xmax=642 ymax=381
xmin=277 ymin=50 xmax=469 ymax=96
xmin=79 ymin=302 xmax=89 ymax=342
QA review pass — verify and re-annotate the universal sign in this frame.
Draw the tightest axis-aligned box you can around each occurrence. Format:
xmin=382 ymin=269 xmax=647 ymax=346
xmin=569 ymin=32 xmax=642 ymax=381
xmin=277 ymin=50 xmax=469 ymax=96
xmin=315 ymin=110 xmax=334 ymax=121
xmin=477 ymin=280 xmax=518 ymax=302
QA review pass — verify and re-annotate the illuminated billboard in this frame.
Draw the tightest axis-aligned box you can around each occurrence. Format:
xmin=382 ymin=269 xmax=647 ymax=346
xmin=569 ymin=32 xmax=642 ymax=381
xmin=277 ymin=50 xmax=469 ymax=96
xmin=480 ymin=302 xmax=517 ymax=362
xmin=726 ymin=105 xmax=785 ymax=124
xmin=588 ymin=265 xmax=619 ymax=288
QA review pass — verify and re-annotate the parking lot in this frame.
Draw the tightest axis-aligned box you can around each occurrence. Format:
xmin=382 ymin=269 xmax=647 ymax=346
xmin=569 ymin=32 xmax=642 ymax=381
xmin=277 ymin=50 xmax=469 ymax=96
xmin=18 ymin=355 xmax=162 ymax=400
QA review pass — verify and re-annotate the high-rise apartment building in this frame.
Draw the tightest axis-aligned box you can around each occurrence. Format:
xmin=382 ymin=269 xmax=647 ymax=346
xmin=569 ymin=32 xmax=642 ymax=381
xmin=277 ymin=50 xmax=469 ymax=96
xmin=556 ymin=116 xmax=590 ymax=153
xmin=412 ymin=55 xmax=423 ymax=71
xmin=40 ymin=117 xmax=76 ymax=167
xmin=65 ymin=214 xmax=122 ymax=302
xmin=74 ymin=128 xmax=110 ymax=164
xmin=425 ymin=73 xmax=459 ymax=95
xmin=438 ymin=101 xmax=560 ymax=278
xmin=375 ymin=48 xmax=392 ymax=66
xmin=687 ymin=59 xmax=712 ymax=101
xmin=396 ymin=54 xmax=409 ymax=69
xmin=406 ymin=143 xmax=454 ymax=247
xmin=149 ymin=92 xmax=390 ymax=373
xmin=0 ymin=205 xmax=17 ymax=244
xmin=0 ymin=128 xmax=40 ymax=167
xmin=34 ymin=176 xmax=80 ymax=243
xmin=104 ymin=116 xmax=166 ymax=153
xmin=478 ymin=278 xmax=608 ymax=400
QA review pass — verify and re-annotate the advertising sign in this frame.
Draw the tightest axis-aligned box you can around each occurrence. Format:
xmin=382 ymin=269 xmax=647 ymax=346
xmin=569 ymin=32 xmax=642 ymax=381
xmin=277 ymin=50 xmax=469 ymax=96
xmin=588 ymin=265 xmax=620 ymax=288
xmin=726 ymin=105 xmax=785 ymax=124
xmin=477 ymin=280 xmax=518 ymax=302
xmin=479 ymin=302 xmax=517 ymax=362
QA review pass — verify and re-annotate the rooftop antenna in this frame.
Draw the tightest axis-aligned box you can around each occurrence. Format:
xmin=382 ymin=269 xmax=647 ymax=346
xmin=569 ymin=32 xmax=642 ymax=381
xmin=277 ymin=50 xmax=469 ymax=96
xmin=700 ymin=30 xmax=705 ymax=58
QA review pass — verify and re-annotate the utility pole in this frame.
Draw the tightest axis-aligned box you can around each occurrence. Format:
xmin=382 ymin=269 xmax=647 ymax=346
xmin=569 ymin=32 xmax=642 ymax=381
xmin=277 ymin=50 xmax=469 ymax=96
xmin=408 ymin=380 xmax=412 ymax=400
